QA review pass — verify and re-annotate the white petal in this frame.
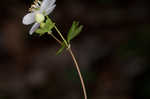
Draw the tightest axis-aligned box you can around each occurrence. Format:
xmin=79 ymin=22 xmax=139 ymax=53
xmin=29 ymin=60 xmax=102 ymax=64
xmin=29 ymin=23 xmax=40 ymax=35
xmin=23 ymin=13 xmax=35 ymax=25
xmin=45 ymin=4 xmax=56 ymax=15
xmin=40 ymin=0 xmax=56 ymax=11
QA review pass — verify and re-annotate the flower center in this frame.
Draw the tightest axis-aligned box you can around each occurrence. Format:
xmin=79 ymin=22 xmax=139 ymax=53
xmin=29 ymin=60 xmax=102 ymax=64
xmin=29 ymin=0 xmax=41 ymax=12
xmin=35 ymin=13 xmax=45 ymax=23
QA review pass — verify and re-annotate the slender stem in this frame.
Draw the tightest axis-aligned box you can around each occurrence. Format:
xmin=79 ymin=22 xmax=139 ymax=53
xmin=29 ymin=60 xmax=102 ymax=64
xmin=54 ymin=26 xmax=69 ymax=47
xmin=49 ymin=26 xmax=87 ymax=99
xmin=48 ymin=32 xmax=62 ymax=45
xmin=68 ymin=48 xmax=87 ymax=99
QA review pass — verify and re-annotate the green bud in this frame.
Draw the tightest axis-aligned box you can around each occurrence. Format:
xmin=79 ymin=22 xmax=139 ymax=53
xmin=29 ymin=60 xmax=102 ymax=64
xmin=35 ymin=13 xmax=45 ymax=23
xmin=40 ymin=22 xmax=45 ymax=28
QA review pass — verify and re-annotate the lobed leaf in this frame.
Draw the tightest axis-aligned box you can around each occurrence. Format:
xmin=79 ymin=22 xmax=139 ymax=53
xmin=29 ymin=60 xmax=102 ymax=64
xmin=67 ymin=21 xmax=83 ymax=43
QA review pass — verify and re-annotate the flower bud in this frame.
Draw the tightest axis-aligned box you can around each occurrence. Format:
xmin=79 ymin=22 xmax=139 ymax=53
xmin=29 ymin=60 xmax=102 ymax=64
xmin=35 ymin=13 xmax=45 ymax=23
xmin=40 ymin=22 xmax=45 ymax=28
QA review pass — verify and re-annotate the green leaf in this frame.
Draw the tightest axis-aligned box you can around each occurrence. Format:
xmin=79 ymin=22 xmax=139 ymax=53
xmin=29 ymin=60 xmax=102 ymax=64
xmin=46 ymin=16 xmax=53 ymax=24
xmin=45 ymin=16 xmax=55 ymax=31
xmin=67 ymin=21 xmax=83 ymax=43
xmin=35 ymin=28 xmax=47 ymax=35
xmin=56 ymin=43 xmax=65 ymax=55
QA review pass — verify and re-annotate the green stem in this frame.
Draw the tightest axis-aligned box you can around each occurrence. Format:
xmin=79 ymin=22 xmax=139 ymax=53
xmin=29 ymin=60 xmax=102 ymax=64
xmin=54 ymin=25 xmax=69 ymax=47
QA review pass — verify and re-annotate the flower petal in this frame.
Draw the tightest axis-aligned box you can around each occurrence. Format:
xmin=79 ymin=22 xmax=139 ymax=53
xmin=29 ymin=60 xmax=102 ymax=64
xmin=29 ymin=23 xmax=40 ymax=35
xmin=22 ymin=13 xmax=35 ymax=25
xmin=40 ymin=0 xmax=56 ymax=11
xmin=45 ymin=4 xmax=56 ymax=15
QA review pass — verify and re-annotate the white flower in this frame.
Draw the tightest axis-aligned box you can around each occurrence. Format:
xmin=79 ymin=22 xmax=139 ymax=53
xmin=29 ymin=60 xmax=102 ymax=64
xmin=22 ymin=0 xmax=56 ymax=35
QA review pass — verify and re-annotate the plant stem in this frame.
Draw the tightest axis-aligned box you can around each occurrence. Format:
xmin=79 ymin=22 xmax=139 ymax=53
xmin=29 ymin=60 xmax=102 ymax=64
xmin=54 ymin=25 xmax=69 ymax=47
xmin=49 ymin=31 xmax=87 ymax=99
xmin=68 ymin=48 xmax=87 ymax=99
xmin=48 ymin=32 xmax=62 ymax=45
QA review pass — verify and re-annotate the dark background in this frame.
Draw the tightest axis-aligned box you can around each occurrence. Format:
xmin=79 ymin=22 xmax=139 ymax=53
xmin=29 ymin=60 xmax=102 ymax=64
xmin=0 ymin=0 xmax=150 ymax=99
